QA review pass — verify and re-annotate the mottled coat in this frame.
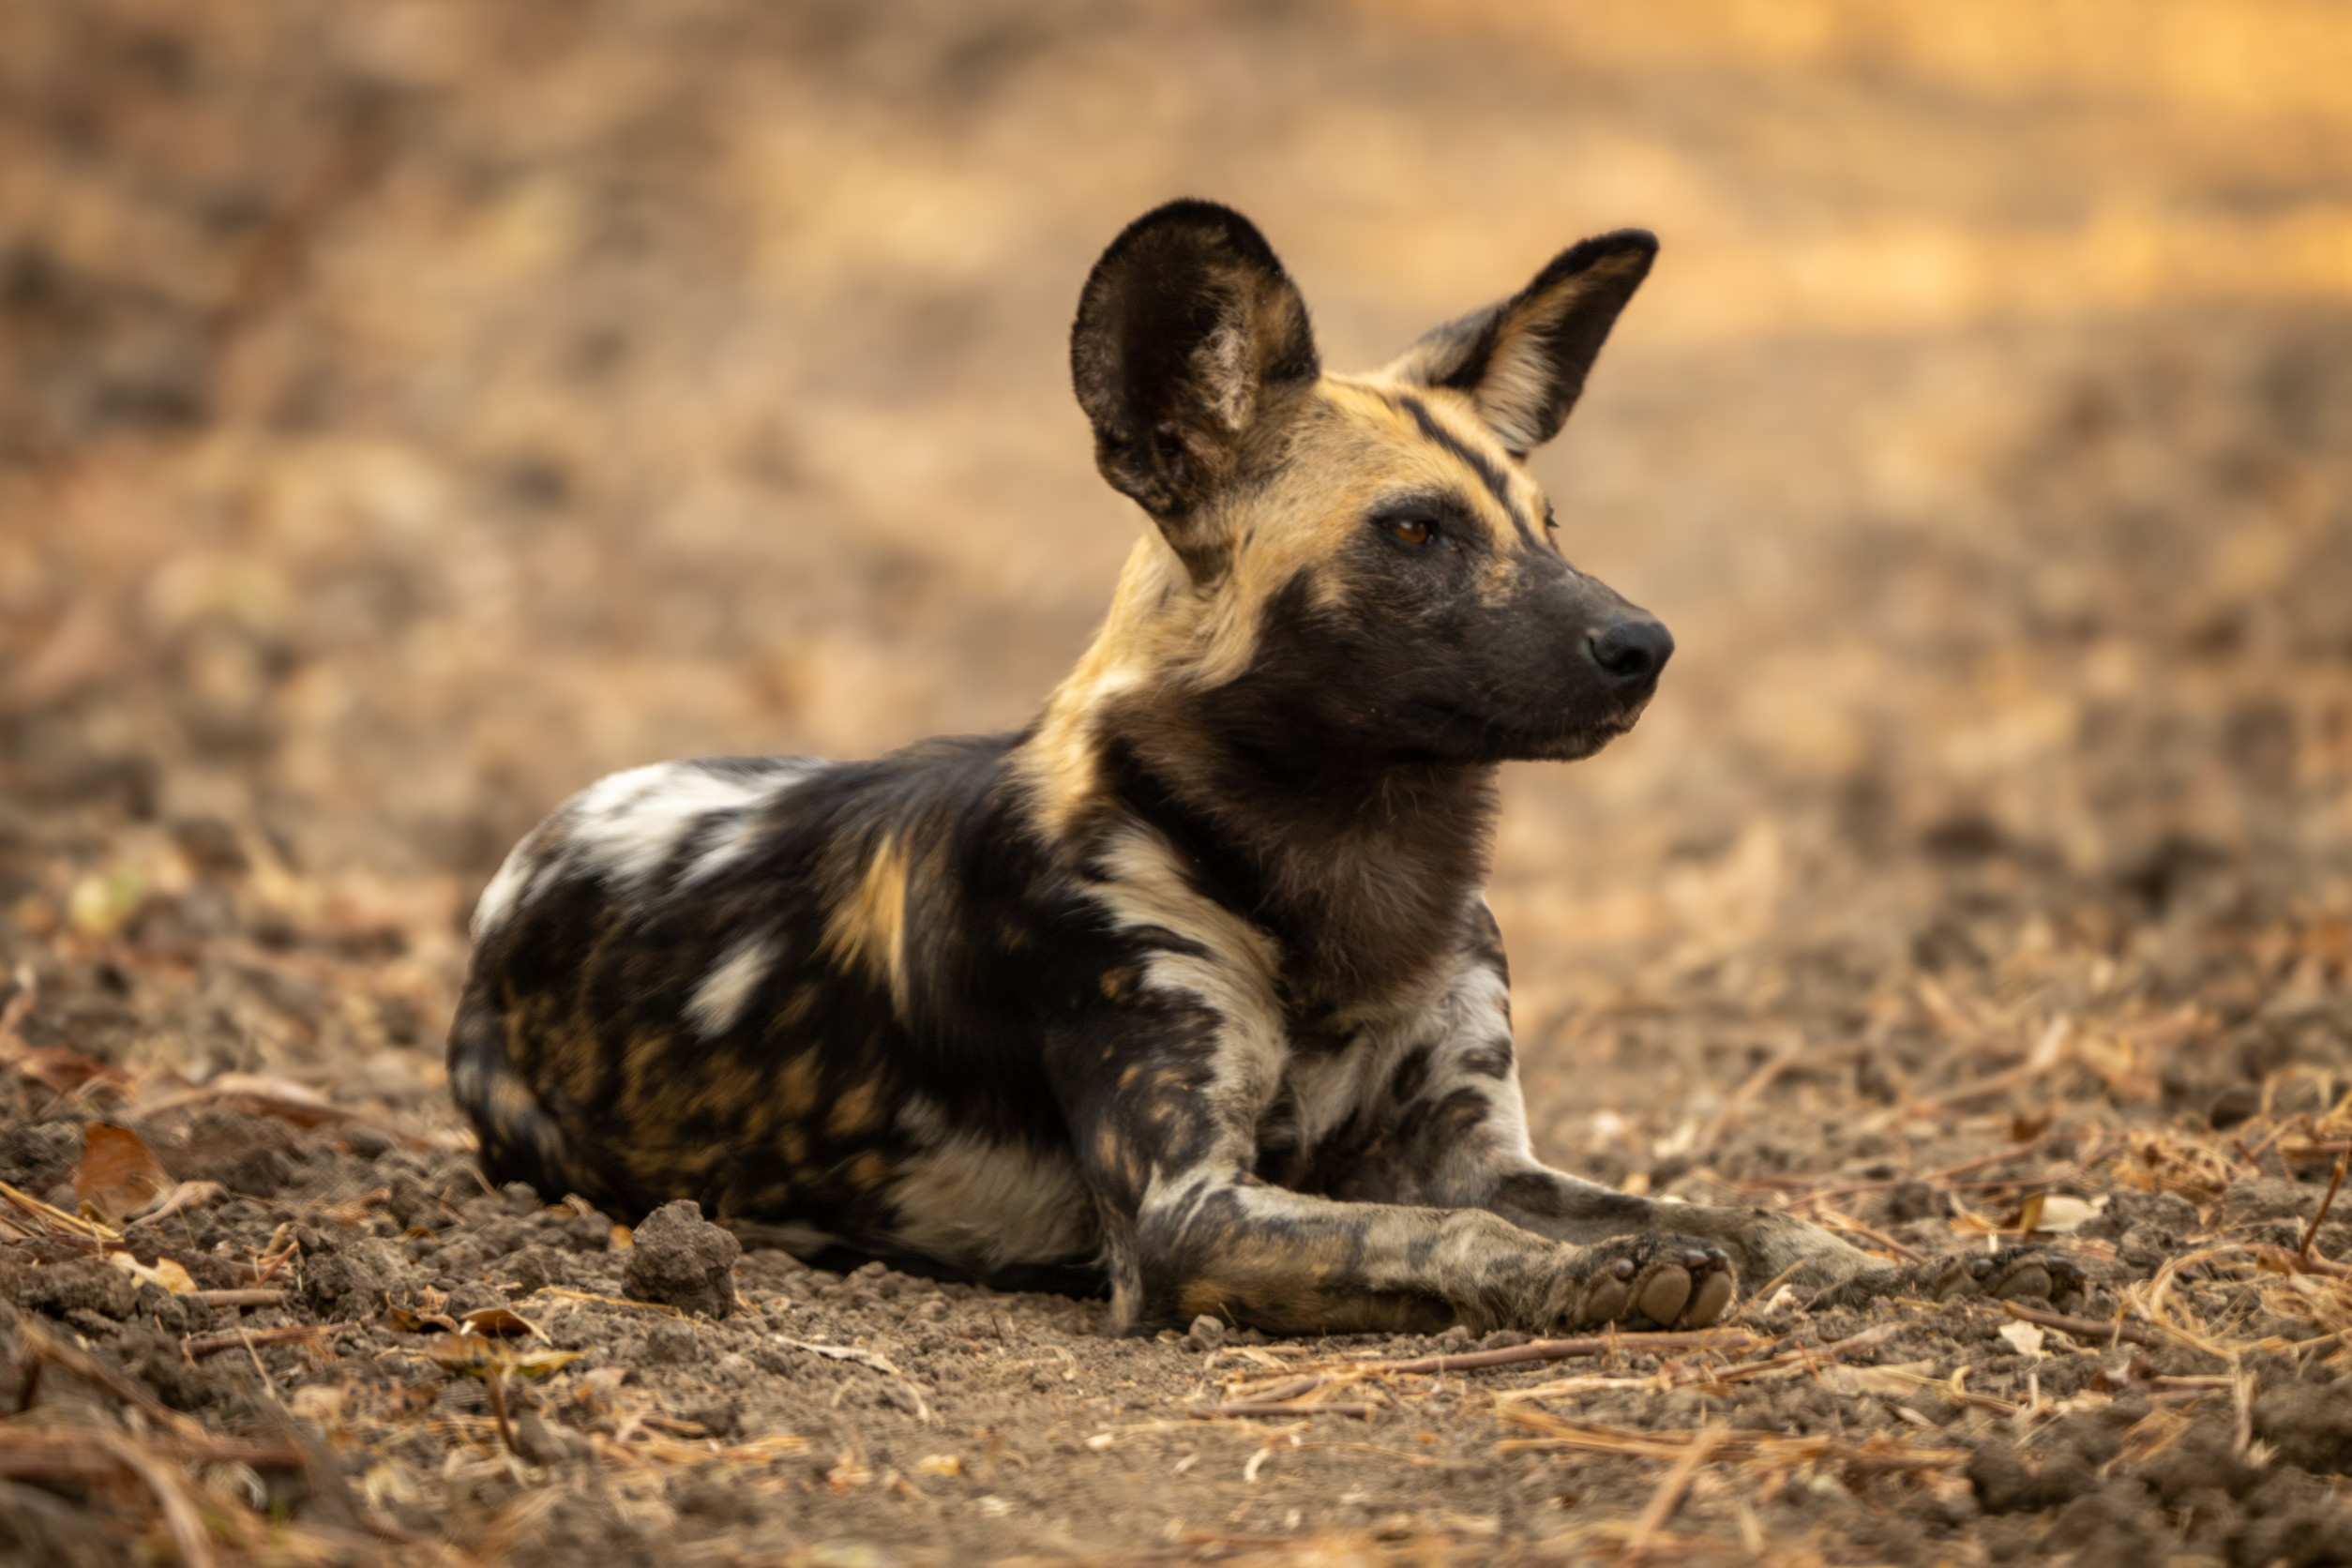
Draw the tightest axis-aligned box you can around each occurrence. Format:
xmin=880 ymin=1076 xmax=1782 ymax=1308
xmin=452 ymin=202 xmax=2057 ymax=1336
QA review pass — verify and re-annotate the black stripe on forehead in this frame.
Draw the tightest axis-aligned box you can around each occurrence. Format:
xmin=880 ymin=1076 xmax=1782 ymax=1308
xmin=1389 ymin=392 xmax=1538 ymax=550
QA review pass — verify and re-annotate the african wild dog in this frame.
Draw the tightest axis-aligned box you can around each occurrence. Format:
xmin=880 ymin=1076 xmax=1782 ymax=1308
xmin=451 ymin=201 xmax=2078 ymax=1335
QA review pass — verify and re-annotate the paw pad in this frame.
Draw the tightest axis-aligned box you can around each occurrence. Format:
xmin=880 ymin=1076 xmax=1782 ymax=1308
xmin=1565 ymin=1235 xmax=1737 ymax=1332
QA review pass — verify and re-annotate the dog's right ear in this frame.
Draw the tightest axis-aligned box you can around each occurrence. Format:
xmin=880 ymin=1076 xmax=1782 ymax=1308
xmin=1071 ymin=201 xmax=1319 ymax=571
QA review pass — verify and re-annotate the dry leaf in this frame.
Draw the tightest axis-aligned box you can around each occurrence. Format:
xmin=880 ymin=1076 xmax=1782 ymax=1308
xmin=106 ymin=1252 xmax=197 ymax=1294
xmin=2033 ymin=1195 xmax=2101 ymax=1233
xmin=1998 ymin=1321 xmax=2046 ymax=1359
xmin=73 ymin=1123 xmax=170 ymax=1225
xmin=460 ymin=1305 xmax=545 ymax=1340
xmin=2010 ymin=1192 xmax=2047 ymax=1236
xmin=914 ymin=1454 xmax=964 ymax=1477
xmin=6 ymin=1044 xmax=134 ymax=1094
xmin=418 ymin=1334 xmax=580 ymax=1380
xmin=384 ymin=1304 xmax=460 ymax=1334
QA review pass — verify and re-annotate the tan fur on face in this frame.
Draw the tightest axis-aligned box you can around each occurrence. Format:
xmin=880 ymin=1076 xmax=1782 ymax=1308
xmin=1019 ymin=371 xmax=1555 ymax=838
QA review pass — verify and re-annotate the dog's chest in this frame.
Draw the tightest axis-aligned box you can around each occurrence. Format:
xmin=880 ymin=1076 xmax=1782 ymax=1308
xmin=1244 ymin=984 xmax=1483 ymax=1188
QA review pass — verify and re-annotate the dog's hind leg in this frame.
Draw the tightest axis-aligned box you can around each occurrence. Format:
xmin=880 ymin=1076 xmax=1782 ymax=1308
xmin=447 ymin=979 xmax=603 ymax=1209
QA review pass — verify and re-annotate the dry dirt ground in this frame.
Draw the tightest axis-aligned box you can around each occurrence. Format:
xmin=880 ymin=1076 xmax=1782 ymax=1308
xmin=6 ymin=2 xmax=2352 ymax=1563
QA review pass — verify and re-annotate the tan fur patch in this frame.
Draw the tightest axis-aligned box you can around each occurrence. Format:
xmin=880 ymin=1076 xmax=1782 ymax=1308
xmin=826 ymin=1075 xmax=882 ymax=1138
xmin=775 ymin=1052 xmax=821 ymax=1118
xmin=822 ymin=836 xmax=910 ymax=1014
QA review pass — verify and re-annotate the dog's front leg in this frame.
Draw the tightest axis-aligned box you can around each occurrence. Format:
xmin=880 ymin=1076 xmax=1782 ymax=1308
xmin=1048 ymin=1000 xmax=1735 ymax=1338
xmin=1330 ymin=960 xmax=2069 ymax=1302
xmin=1295 ymin=948 xmax=1877 ymax=1294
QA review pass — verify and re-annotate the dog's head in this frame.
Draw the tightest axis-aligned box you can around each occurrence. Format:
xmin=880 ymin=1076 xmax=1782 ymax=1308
xmin=1069 ymin=201 xmax=1669 ymax=766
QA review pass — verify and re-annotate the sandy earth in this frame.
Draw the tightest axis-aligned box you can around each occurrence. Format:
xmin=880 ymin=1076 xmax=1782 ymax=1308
xmin=5 ymin=1 xmax=2352 ymax=1562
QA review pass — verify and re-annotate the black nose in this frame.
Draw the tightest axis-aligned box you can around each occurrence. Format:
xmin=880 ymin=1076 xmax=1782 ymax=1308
xmin=1587 ymin=618 xmax=1674 ymax=685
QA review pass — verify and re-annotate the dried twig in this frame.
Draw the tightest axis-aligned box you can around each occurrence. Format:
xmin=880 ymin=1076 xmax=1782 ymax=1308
xmin=1188 ymin=1401 xmax=1375 ymax=1420
xmin=1619 ymin=1425 xmax=1720 ymax=1566
xmin=190 ymin=1289 xmax=287 ymax=1310
xmin=0 ymin=964 xmax=32 ymax=1042
xmin=2301 ymin=1153 xmax=2349 ymax=1260
xmin=2257 ymin=1244 xmax=2352 ymax=1280
xmin=1333 ymin=1328 xmax=1762 ymax=1378
xmin=0 ymin=1179 xmax=118 ymax=1242
xmin=771 ymin=1335 xmax=932 ymax=1423
xmin=183 ymin=1323 xmax=334 ymax=1359
xmin=486 ymin=1364 xmax=518 ymax=1456
xmin=95 ymin=1429 xmax=216 ymax=1568
xmin=17 ymin=1319 xmax=204 ymax=1437
xmin=1999 ymin=1301 xmax=2164 ymax=1349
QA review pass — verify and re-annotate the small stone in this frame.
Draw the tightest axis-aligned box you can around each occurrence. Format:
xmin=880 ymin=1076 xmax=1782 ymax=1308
xmin=621 ymin=1200 xmax=741 ymax=1319
xmin=1184 ymin=1314 xmax=1227 ymax=1350
xmin=643 ymin=1319 xmax=700 ymax=1364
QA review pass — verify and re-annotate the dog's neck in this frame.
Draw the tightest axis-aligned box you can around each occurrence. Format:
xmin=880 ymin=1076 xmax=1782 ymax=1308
xmin=1109 ymin=709 xmax=1500 ymax=1007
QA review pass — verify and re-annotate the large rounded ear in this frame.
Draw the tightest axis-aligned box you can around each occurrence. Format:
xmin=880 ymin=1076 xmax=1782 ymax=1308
xmin=1388 ymin=230 xmax=1656 ymax=458
xmin=1070 ymin=201 xmax=1319 ymax=567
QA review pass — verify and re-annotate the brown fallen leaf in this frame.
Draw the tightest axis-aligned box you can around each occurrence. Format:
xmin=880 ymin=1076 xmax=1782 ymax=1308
xmin=383 ymin=1304 xmax=460 ymax=1334
xmin=460 ymin=1305 xmax=546 ymax=1341
xmin=74 ymin=1123 xmax=171 ymax=1226
xmin=418 ymin=1334 xmax=581 ymax=1380
xmin=0 ymin=975 xmax=136 ymax=1097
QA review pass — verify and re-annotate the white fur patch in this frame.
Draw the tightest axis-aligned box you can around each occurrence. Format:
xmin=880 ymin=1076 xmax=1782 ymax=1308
xmin=686 ymin=932 xmax=779 ymax=1039
xmin=471 ymin=831 xmax=546 ymax=939
xmin=567 ymin=761 xmax=783 ymax=886
xmin=472 ymin=758 xmax=823 ymax=938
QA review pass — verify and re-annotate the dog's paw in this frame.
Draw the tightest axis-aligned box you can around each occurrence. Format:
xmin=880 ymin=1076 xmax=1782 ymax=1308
xmin=1922 ymin=1246 xmax=2088 ymax=1305
xmin=1552 ymin=1233 xmax=1738 ymax=1332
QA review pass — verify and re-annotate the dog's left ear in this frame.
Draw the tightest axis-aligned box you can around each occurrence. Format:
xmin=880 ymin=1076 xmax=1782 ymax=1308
xmin=1389 ymin=230 xmax=1656 ymax=459
xmin=1071 ymin=201 xmax=1319 ymax=566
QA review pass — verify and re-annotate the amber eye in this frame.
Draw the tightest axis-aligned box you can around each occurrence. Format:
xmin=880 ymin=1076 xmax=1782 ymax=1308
xmin=1383 ymin=517 xmax=1433 ymax=546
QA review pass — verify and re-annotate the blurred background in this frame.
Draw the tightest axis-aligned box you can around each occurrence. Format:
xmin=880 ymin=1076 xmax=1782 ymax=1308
xmin=3 ymin=0 xmax=2349 ymax=1168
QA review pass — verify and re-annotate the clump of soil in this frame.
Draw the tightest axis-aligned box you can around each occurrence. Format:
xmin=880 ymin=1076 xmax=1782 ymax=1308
xmin=622 ymin=1200 xmax=742 ymax=1319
